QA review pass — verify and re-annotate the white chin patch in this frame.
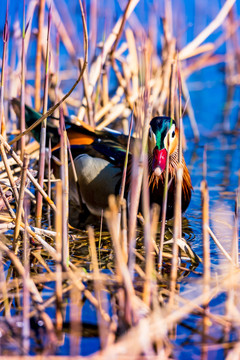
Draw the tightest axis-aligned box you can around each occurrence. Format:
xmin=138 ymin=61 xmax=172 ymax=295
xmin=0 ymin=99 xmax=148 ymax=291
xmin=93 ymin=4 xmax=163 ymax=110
xmin=154 ymin=167 xmax=162 ymax=177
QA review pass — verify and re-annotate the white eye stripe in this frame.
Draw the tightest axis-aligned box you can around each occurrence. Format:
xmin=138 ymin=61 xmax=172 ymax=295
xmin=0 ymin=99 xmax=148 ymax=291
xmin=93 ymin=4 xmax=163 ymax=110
xmin=164 ymin=124 xmax=176 ymax=148
xmin=169 ymin=124 xmax=175 ymax=141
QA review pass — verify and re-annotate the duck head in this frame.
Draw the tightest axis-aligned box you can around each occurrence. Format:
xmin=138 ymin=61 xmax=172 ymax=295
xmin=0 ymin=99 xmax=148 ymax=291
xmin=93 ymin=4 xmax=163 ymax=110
xmin=148 ymin=116 xmax=178 ymax=177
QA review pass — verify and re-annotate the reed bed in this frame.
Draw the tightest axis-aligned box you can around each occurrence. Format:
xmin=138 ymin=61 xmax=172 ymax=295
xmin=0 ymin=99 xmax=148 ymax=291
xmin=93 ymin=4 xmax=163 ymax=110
xmin=0 ymin=0 xmax=239 ymax=358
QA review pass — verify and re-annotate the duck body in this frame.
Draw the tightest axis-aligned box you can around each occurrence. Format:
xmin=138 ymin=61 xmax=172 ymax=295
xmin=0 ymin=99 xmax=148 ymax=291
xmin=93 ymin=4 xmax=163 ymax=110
xmin=11 ymin=99 xmax=192 ymax=226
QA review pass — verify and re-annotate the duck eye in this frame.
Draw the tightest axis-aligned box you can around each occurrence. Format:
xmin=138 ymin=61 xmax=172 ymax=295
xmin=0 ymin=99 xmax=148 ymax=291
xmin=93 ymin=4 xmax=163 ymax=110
xmin=172 ymin=131 xmax=175 ymax=138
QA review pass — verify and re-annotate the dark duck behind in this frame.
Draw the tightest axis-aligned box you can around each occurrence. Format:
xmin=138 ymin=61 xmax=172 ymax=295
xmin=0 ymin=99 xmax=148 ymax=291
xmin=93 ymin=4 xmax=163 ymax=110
xmin=12 ymin=99 xmax=193 ymax=227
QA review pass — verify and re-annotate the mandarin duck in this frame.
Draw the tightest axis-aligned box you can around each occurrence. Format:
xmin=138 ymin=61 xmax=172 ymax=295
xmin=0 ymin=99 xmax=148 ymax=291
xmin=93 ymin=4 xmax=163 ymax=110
xmin=12 ymin=99 xmax=192 ymax=227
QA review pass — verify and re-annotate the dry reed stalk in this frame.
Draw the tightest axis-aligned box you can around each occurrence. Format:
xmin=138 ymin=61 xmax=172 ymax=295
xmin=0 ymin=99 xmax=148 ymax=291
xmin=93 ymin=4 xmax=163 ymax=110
xmin=47 ymin=137 xmax=52 ymax=222
xmin=14 ymin=273 xmax=21 ymax=315
xmin=36 ymin=8 xmax=51 ymax=227
xmin=79 ymin=58 xmax=94 ymax=127
xmin=179 ymin=0 xmax=236 ymax=60
xmin=142 ymin=173 xmax=152 ymax=306
xmin=0 ymin=157 xmax=16 ymax=171
xmin=24 ymin=139 xmax=40 ymax=155
xmin=9 ymin=268 xmax=117 ymax=289
xmin=142 ymin=204 xmax=160 ymax=309
xmin=111 ymin=59 xmax=130 ymax=104
xmin=183 ymin=43 xmax=215 ymax=58
xmin=177 ymin=61 xmax=183 ymax=162
xmin=224 ymin=194 xmax=239 ymax=353
xmin=59 ymin=106 xmax=69 ymax=267
xmin=77 ymin=0 xmax=140 ymax=121
xmin=0 ymin=238 xmax=57 ymax=343
xmin=102 ymin=64 xmax=109 ymax=108
xmin=181 ymin=75 xmax=199 ymax=141
xmin=201 ymin=157 xmax=210 ymax=359
xmin=13 ymin=154 xmax=29 ymax=254
xmin=0 ymin=134 xmax=57 ymax=211
xmin=67 ymin=137 xmax=78 ymax=184
xmin=35 ymin=0 xmax=45 ymax=111
xmin=0 ymin=184 xmax=16 ymax=220
xmin=158 ymin=39 xmax=176 ymax=115
xmin=223 ymin=12 xmax=235 ymax=132
xmin=98 ymin=209 xmax=104 ymax=259
xmin=120 ymin=198 xmax=128 ymax=264
xmin=31 ymin=250 xmax=52 ymax=273
xmin=28 ymin=283 xmax=74 ymax=318
xmin=95 ymin=86 xmax=124 ymax=122
xmin=105 ymin=196 xmax=137 ymax=325
xmin=168 ymin=60 xmax=176 ymax=119
xmin=26 ymin=277 xmax=231 ymax=359
xmin=183 ymin=31 xmax=235 ymax=78
xmin=20 ymin=0 xmax=27 ymax=160
xmin=45 ymin=0 xmax=75 ymax=57
xmin=0 ymin=144 xmax=19 ymax=202
xmin=0 ymin=7 xmax=8 ymax=139
xmin=22 ymin=199 xmax=30 ymax=355
xmin=158 ymin=133 xmax=171 ymax=273
xmin=122 ymin=107 xmax=132 ymax=135
xmin=90 ymin=310 xmax=167 ymax=359
xmin=95 ymin=103 xmax=126 ymax=130
xmin=225 ymin=190 xmax=239 ymax=324
xmin=140 ymin=52 xmax=152 ymax=306
xmin=70 ymin=281 xmax=82 ymax=355
xmin=125 ymin=28 xmax=139 ymax=98
xmin=128 ymin=93 xmax=152 ymax=280
xmin=231 ymin=190 xmax=239 ymax=266
xmin=208 ymin=226 xmax=235 ymax=265
xmin=112 ymin=0 xmax=133 ymax=55
xmin=119 ymin=110 xmax=133 ymax=202
xmin=122 ymin=61 xmax=132 ymax=95
xmin=20 ymin=221 xmax=58 ymax=259
xmin=55 ymin=181 xmax=63 ymax=332
xmin=28 ymin=266 xmax=108 ymax=322
xmin=164 ymin=0 xmax=173 ymax=41
xmin=23 ymin=0 xmax=38 ymax=57
xmin=142 ymin=171 xmax=153 ymax=307
xmin=106 ymin=7 xmax=135 ymax=111
xmin=169 ymin=167 xmax=183 ymax=311
xmin=26 ymin=226 xmax=56 ymax=237
xmin=90 ymin=0 xmax=97 ymax=62
xmin=226 ymin=343 xmax=240 ymax=359
xmin=164 ymin=288 xmax=231 ymax=328
xmin=0 ymin=250 xmax=10 ymax=318
xmin=88 ymin=226 xmax=109 ymax=349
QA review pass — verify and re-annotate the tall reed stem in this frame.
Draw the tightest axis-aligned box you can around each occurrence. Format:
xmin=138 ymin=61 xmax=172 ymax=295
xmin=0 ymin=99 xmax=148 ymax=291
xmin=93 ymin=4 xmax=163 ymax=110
xmin=13 ymin=154 xmax=29 ymax=253
xmin=22 ymin=196 xmax=30 ymax=355
xmin=201 ymin=149 xmax=210 ymax=360
xmin=36 ymin=8 xmax=51 ymax=227
xmin=59 ymin=106 xmax=69 ymax=267
xmin=35 ymin=0 xmax=46 ymax=111
xmin=0 ymin=6 xmax=8 ymax=139
xmin=169 ymin=166 xmax=183 ymax=309
xmin=158 ymin=133 xmax=171 ymax=273
xmin=55 ymin=181 xmax=63 ymax=332
xmin=20 ymin=0 xmax=26 ymax=160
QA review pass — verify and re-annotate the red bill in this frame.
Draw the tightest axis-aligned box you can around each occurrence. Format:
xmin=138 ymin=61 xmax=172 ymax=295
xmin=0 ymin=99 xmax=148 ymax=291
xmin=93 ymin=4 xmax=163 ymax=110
xmin=152 ymin=148 xmax=167 ymax=177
